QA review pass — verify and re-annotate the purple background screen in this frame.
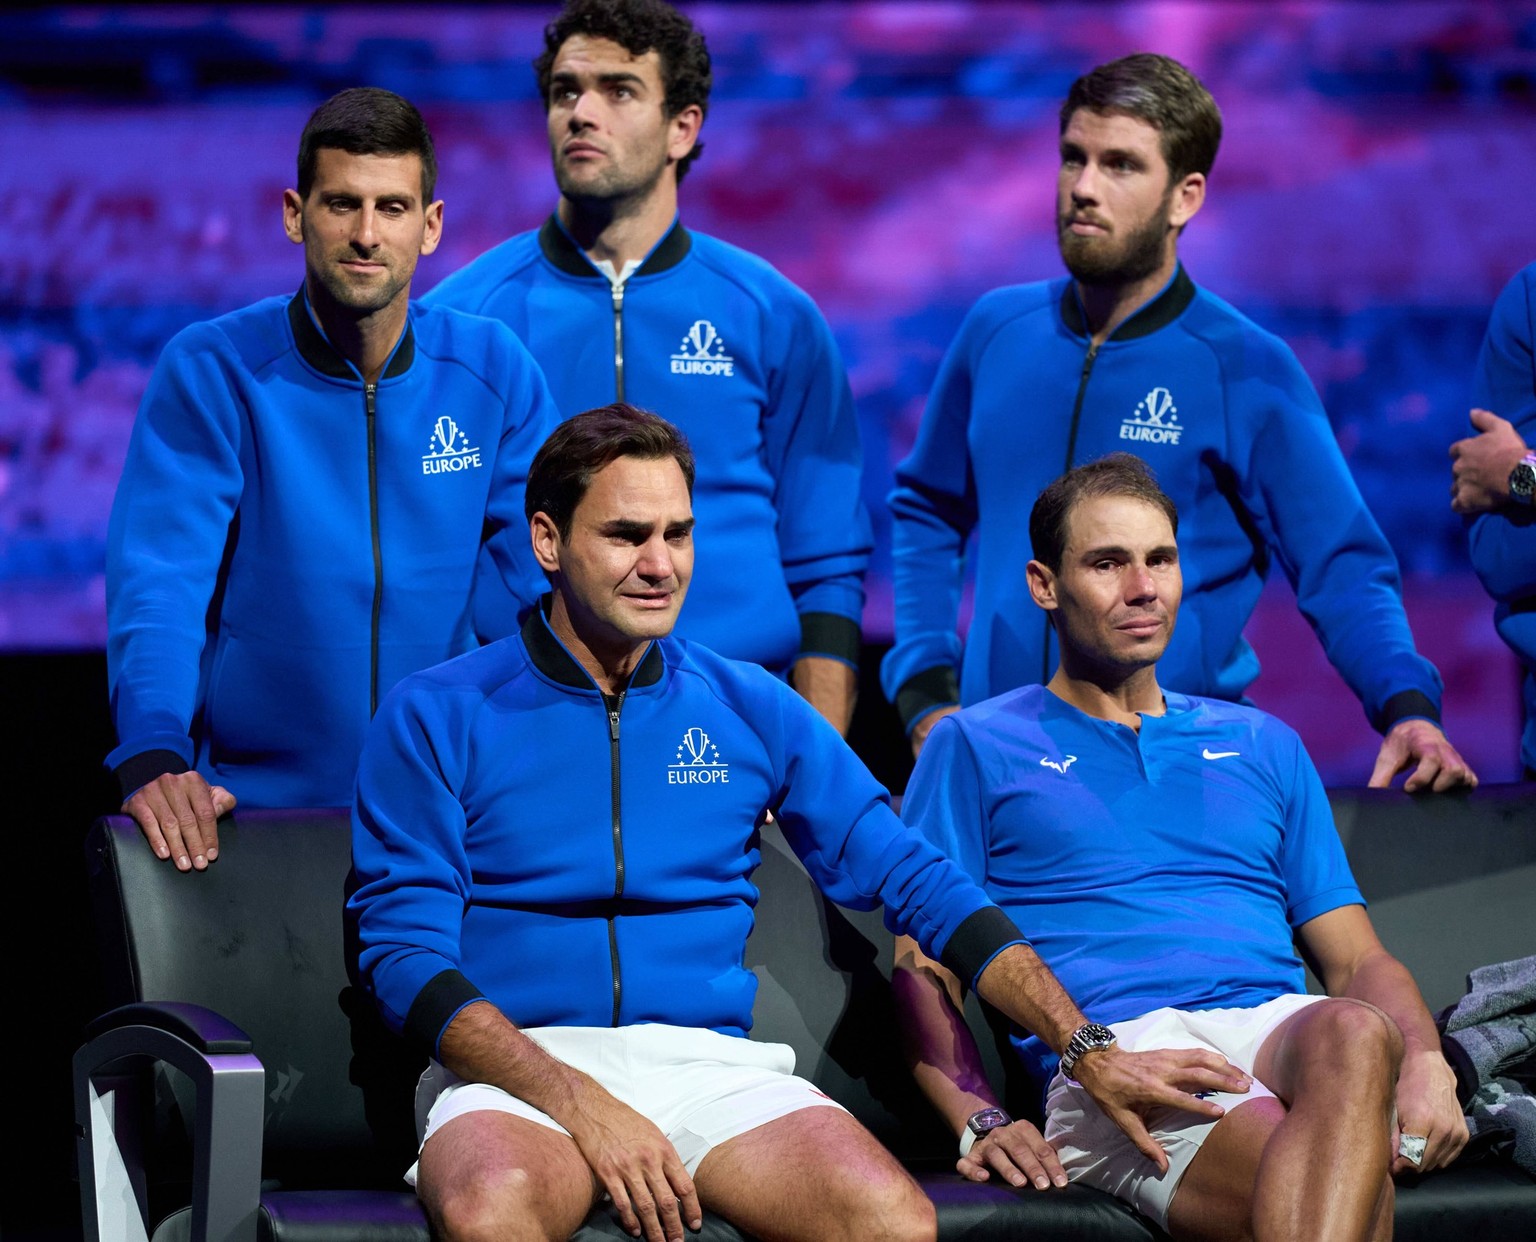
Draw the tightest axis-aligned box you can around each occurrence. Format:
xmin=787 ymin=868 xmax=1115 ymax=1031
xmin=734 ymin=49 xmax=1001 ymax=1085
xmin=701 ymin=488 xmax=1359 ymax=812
xmin=2 ymin=2 xmax=1532 ymax=782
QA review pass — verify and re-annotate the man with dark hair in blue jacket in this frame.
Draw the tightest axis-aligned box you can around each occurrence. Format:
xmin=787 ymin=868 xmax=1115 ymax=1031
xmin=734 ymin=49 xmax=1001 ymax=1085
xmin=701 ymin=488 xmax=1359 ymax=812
xmin=884 ymin=52 xmax=1474 ymax=793
xmin=107 ymin=87 xmax=559 ymax=871
xmin=423 ymin=0 xmax=870 ymax=736
xmin=349 ymin=406 xmax=1246 ymax=1242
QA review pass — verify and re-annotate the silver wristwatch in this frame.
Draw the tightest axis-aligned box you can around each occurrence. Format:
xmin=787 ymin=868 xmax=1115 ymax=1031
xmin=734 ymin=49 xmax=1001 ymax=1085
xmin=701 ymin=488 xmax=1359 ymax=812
xmin=1060 ymin=1022 xmax=1117 ymax=1077
xmin=959 ymin=1106 xmax=1012 ymax=1156
xmin=1509 ymin=451 xmax=1536 ymax=505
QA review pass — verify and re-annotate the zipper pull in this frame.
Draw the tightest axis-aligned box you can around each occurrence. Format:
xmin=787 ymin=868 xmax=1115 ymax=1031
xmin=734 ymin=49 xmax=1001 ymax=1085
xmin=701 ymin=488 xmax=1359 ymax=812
xmin=608 ymin=690 xmax=625 ymax=742
xmin=365 ymin=381 xmax=377 ymax=416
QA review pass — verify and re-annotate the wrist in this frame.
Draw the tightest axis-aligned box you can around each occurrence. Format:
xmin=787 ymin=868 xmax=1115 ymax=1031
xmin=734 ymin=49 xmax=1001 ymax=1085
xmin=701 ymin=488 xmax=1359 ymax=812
xmin=1059 ymin=1021 xmax=1118 ymax=1078
xmin=958 ymin=1106 xmax=1012 ymax=1157
xmin=1508 ymin=450 xmax=1536 ymax=505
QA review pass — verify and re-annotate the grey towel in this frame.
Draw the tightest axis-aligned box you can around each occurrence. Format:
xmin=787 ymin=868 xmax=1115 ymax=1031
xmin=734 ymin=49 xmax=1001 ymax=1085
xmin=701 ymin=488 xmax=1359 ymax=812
xmin=1466 ymin=1077 xmax=1536 ymax=1176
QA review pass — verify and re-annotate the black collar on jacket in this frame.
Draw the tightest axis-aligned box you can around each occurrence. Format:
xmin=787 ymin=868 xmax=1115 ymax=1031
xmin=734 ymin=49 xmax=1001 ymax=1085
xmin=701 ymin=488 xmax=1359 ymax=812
xmin=286 ymin=287 xmax=416 ymax=380
xmin=1059 ymin=265 xmax=1197 ymax=342
xmin=521 ymin=598 xmax=666 ymax=692
xmin=537 ymin=214 xmax=693 ymax=279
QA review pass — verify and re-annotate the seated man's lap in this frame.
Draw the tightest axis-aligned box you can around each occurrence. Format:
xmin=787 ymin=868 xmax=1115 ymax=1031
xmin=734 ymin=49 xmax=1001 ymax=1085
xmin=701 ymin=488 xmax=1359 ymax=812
xmin=408 ymin=1024 xmax=846 ymax=1186
xmin=1043 ymin=993 xmax=1325 ymax=1227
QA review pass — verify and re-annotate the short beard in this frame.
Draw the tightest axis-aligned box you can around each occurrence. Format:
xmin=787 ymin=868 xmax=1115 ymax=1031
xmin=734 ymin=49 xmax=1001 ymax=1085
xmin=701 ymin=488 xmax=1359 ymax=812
xmin=1058 ymin=194 xmax=1173 ymax=289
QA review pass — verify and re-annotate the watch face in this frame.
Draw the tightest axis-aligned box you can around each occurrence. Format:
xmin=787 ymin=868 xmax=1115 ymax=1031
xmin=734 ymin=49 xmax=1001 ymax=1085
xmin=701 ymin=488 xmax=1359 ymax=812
xmin=968 ymin=1107 xmax=1010 ymax=1135
xmin=1513 ymin=461 xmax=1536 ymax=500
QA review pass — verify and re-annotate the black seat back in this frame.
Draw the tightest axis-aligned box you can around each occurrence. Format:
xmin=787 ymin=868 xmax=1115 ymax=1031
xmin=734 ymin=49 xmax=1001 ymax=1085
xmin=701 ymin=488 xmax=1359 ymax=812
xmin=85 ymin=812 xmax=421 ymax=1190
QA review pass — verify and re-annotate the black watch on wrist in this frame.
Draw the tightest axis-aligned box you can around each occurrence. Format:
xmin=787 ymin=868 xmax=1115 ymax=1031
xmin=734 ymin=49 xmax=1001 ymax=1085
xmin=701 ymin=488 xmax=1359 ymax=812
xmin=1060 ymin=1022 xmax=1117 ymax=1077
xmin=959 ymin=1106 xmax=1012 ymax=1156
xmin=1509 ymin=451 xmax=1536 ymax=505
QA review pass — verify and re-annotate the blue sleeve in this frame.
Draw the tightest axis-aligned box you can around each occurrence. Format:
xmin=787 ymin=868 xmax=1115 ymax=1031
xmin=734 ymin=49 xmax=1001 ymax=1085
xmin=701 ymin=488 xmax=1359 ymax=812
xmin=473 ymin=333 xmax=561 ymax=641
xmin=1273 ymin=721 xmax=1364 ymax=927
xmin=761 ymin=287 xmax=872 ymax=662
xmin=899 ymin=714 xmax=991 ymax=886
xmin=104 ymin=325 xmax=245 ymax=785
xmin=1472 ymin=264 xmax=1536 ymax=415
xmin=1225 ymin=337 xmax=1442 ymax=732
xmin=763 ymin=679 xmax=1020 ymax=985
xmin=348 ymin=678 xmax=486 ymax=1047
xmin=880 ymin=309 xmax=983 ymax=726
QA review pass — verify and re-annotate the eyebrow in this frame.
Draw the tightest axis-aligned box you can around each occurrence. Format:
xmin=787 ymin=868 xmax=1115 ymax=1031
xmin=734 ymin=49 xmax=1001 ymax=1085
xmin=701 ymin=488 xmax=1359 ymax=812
xmin=596 ymin=517 xmax=695 ymax=537
xmin=550 ymin=70 xmax=647 ymax=89
xmin=1079 ymin=543 xmax=1178 ymax=559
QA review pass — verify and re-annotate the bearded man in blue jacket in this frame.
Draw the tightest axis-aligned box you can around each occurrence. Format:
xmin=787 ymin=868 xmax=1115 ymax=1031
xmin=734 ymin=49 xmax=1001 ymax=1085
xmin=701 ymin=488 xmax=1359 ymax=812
xmin=348 ymin=406 xmax=1247 ymax=1242
xmin=423 ymin=0 xmax=870 ymax=736
xmin=883 ymin=52 xmax=1474 ymax=794
xmin=106 ymin=88 xmax=559 ymax=871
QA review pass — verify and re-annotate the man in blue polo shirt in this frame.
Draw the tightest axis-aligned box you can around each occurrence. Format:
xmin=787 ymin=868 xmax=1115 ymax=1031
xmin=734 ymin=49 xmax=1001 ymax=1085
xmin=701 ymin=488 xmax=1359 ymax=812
xmin=895 ymin=455 xmax=1466 ymax=1241
xmin=424 ymin=0 xmax=869 ymax=734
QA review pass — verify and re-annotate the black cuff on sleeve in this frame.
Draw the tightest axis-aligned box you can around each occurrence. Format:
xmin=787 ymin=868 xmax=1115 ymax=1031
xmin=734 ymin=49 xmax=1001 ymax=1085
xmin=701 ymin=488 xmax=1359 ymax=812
xmin=895 ymin=666 xmax=961 ymax=731
xmin=939 ymin=905 xmax=1027 ymax=989
xmin=114 ymin=749 xmax=190 ymax=802
xmin=798 ymin=612 xmax=862 ymax=667
xmin=404 ymin=969 xmax=488 ymax=1056
xmin=1373 ymin=689 xmax=1440 ymax=734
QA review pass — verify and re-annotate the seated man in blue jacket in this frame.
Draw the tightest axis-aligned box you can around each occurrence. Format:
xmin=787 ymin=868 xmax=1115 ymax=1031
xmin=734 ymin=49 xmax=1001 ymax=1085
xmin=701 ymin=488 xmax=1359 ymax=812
xmin=348 ymin=407 xmax=1247 ymax=1242
xmin=895 ymin=455 xmax=1466 ymax=1242
xmin=1450 ymin=260 xmax=1536 ymax=780
xmin=106 ymin=88 xmax=558 ymax=871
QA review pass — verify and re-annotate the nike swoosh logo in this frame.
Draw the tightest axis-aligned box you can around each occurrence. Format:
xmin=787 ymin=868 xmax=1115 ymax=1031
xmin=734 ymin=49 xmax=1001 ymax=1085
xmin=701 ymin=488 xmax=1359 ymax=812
xmin=1202 ymin=749 xmax=1240 ymax=760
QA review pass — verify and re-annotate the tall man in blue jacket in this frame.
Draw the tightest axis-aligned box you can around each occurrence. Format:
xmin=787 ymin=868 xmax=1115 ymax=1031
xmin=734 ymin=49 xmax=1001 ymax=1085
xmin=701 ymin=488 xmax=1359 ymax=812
xmin=106 ymin=88 xmax=559 ymax=871
xmin=349 ymin=406 xmax=1246 ymax=1242
xmin=883 ymin=52 xmax=1474 ymax=792
xmin=1450 ymin=261 xmax=1536 ymax=779
xmin=895 ymin=455 xmax=1466 ymax=1242
xmin=423 ymin=0 xmax=870 ymax=735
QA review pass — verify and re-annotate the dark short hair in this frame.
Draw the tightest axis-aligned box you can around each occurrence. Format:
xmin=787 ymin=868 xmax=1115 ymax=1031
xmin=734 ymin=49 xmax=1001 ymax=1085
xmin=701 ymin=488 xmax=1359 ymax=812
xmin=526 ymin=403 xmax=697 ymax=539
xmin=297 ymin=87 xmax=438 ymax=202
xmin=534 ymin=0 xmax=711 ymax=182
xmin=1029 ymin=453 xmax=1179 ymax=572
xmin=1060 ymin=53 xmax=1222 ymax=182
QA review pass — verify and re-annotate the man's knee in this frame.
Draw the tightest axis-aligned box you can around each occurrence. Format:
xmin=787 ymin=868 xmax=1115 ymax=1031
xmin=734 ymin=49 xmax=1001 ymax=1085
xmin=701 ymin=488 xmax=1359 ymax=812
xmin=427 ymin=1164 xmax=565 ymax=1242
xmin=845 ymin=1169 xmax=936 ymax=1242
xmin=1312 ymin=999 xmax=1404 ymax=1072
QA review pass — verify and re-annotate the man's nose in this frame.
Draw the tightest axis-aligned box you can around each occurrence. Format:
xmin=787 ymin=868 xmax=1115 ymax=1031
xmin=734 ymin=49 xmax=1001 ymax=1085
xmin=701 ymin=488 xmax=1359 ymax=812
xmin=351 ymin=205 xmax=380 ymax=251
xmin=568 ymin=89 xmax=600 ymax=129
xmin=636 ymin=537 xmax=673 ymax=581
xmin=1125 ymin=564 xmax=1157 ymax=602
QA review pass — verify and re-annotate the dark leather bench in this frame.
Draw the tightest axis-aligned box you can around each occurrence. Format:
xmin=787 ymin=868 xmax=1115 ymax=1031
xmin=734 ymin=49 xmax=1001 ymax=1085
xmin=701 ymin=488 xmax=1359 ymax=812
xmin=75 ymin=786 xmax=1536 ymax=1240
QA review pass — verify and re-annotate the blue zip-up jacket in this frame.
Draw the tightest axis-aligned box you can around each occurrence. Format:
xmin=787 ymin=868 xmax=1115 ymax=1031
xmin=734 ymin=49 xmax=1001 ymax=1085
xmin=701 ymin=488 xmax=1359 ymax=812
xmin=883 ymin=268 xmax=1442 ymax=735
xmin=105 ymin=291 xmax=560 ymax=807
xmin=349 ymin=606 xmax=1023 ymax=1054
xmin=423 ymin=217 xmax=872 ymax=674
xmin=1469 ymin=262 xmax=1536 ymax=773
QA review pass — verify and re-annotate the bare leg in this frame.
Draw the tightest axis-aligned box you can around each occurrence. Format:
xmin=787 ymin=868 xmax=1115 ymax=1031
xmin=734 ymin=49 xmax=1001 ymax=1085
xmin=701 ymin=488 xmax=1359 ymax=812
xmin=1167 ymin=998 xmax=1399 ymax=1242
xmin=693 ymin=1106 xmax=936 ymax=1242
xmin=417 ymin=1110 xmax=598 ymax=1242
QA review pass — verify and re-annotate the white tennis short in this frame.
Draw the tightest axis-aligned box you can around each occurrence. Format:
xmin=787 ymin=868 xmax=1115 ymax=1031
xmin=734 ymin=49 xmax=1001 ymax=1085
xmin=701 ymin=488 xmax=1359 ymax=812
xmin=1045 ymin=993 xmax=1326 ymax=1228
xmin=406 ymin=1023 xmax=845 ymax=1185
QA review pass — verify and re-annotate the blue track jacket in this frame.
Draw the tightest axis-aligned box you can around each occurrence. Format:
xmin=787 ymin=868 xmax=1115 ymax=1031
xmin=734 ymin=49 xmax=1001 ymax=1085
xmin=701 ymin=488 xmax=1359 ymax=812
xmin=423 ymin=217 xmax=872 ymax=673
xmin=883 ymin=268 xmax=1442 ymax=735
xmin=349 ymin=606 xmax=1022 ymax=1054
xmin=1470 ymin=261 xmax=1536 ymax=772
xmin=106 ymin=291 xmax=560 ymax=806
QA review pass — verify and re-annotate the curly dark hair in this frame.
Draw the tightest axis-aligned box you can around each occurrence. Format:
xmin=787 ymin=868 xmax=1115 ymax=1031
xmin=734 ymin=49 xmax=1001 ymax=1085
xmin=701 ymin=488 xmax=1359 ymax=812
xmin=534 ymin=0 xmax=711 ymax=182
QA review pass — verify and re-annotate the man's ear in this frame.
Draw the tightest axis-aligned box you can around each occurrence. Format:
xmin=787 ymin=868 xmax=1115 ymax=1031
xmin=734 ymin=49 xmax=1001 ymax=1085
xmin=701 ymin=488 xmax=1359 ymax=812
xmin=667 ymin=104 xmax=703 ymax=167
xmin=1026 ymin=559 xmax=1059 ymax=612
xmin=282 ymin=188 xmax=305 ymax=245
xmin=530 ymin=512 xmax=562 ymax=576
xmin=1167 ymin=171 xmax=1205 ymax=231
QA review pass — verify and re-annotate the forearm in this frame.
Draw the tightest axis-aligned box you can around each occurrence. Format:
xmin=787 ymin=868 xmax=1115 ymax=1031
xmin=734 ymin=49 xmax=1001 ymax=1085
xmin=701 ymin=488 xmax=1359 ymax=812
xmin=437 ymin=999 xmax=595 ymax=1127
xmin=892 ymin=935 xmax=1001 ymax=1134
xmin=790 ymin=655 xmax=856 ymax=736
xmin=1337 ymin=950 xmax=1442 ymax=1060
xmin=972 ymin=942 xmax=1088 ymax=1057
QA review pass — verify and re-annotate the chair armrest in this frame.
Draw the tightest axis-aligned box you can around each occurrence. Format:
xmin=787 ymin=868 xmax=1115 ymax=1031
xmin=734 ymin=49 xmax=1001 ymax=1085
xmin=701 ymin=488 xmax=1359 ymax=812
xmin=81 ymin=1001 xmax=254 ymax=1055
xmin=75 ymin=1004 xmax=266 ymax=1242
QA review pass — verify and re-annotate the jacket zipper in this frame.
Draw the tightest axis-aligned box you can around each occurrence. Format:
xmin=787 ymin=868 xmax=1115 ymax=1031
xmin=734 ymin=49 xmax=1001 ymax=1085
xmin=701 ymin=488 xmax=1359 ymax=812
xmin=605 ymin=689 xmax=627 ymax=1026
xmin=1044 ymin=343 xmax=1100 ymax=684
xmin=611 ymin=282 xmax=626 ymax=402
xmin=365 ymin=381 xmax=383 ymax=717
